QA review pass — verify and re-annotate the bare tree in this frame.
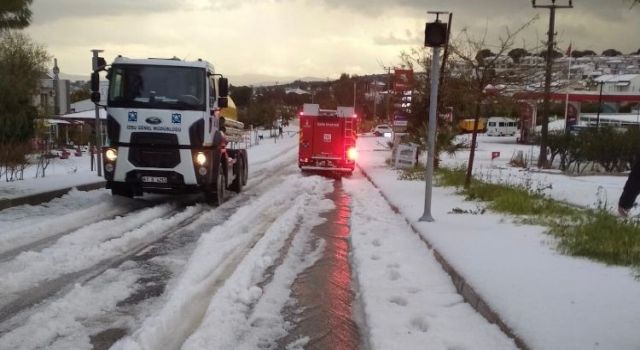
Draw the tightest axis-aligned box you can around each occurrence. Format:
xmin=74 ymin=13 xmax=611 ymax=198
xmin=448 ymin=17 xmax=538 ymax=188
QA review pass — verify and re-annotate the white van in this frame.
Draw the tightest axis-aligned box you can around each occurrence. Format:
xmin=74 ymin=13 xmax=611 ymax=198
xmin=486 ymin=117 xmax=517 ymax=136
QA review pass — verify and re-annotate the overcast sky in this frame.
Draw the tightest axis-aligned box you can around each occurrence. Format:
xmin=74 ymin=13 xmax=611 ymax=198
xmin=24 ymin=0 xmax=640 ymax=85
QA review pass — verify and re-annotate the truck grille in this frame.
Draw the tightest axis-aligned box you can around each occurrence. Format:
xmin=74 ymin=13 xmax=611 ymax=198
xmin=128 ymin=132 xmax=180 ymax=168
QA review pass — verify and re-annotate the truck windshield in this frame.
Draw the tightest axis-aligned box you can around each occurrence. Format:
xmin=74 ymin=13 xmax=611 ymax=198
xmin=108 ymin=65 xmax=206 ymax=111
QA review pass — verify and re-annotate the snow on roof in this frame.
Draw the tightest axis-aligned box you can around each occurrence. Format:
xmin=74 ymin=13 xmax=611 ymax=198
xmin=595 ymin=74 xmax=640 ymax=83
xmin=285 ymin=88 xmax=310 ymax=95
xmin=60 ymin=108 xmax=107 ymax=120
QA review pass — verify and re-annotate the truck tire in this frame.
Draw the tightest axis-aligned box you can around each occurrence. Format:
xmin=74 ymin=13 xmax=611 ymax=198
xmin=206 ymin=161 xmax=226 ymax=206
xmin=230 ymin=155 xmax=244 ymax=193
xmin=242 ymin=150 xmax=248 ymax=186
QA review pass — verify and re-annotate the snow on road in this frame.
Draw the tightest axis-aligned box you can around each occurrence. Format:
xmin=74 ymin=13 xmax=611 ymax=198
xmin=344 ymin=172 xmax=517 ymax=350
xmin=0 ymin=131 xmax=304 ymax=350
xmin=112 ymin=172 xmax=334 ymax=350
xmin=0 ymin=204 xmax=197 ymax=298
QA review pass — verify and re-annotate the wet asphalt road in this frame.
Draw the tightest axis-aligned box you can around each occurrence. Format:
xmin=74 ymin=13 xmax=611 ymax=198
xmin=279 ymin=180 xmax=362 ymax=350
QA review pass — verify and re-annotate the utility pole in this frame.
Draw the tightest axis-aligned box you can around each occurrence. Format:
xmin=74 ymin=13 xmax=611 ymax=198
xmin=596 ymin=80 xmax=604 ymax=129
xmin=532 ymin=0 xmax=573 ymax=168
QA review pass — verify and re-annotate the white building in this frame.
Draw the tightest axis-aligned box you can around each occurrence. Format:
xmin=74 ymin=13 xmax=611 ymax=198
xmin=594 ymin=74 xmax=640 ymax=94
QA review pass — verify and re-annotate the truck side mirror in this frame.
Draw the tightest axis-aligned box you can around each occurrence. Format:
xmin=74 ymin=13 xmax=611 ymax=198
xmin=218 ymin=77 xmax=229 ymax=97
xmin=218 ymin=97 xmax=228 ymax=108
xmin=91 ymin=91 xmax=101 ymax=103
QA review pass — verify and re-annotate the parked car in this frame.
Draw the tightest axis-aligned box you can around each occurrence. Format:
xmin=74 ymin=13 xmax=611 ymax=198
xmin=373 ymin=124 xmax=392 ymax=136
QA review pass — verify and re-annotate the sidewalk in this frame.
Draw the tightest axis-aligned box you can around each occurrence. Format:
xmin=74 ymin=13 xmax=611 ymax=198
xmin=356 ymin=136 xmax=640 ymax=350
xmin=0 ymin=154 xmax=105 ymax=210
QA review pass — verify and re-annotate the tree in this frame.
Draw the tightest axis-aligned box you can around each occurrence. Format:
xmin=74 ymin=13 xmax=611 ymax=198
xmin=508 ymin=48 xmax=529 ymax=64
xmin=475 ymin=49 xmax=495 ymax=64
xmin=602 ymin=49 xmax=622 ymax=57
xmin=538 ymin=49 xmax=563 ymax=60
xmin=0 ymin=31 xmax=50 ymax=180
xmin=333 ymin=73 xmax=356 ymax=108
xmin=449 ymin=18 xmax=537 ymax=188
xmin=0 ymin=0 xmax=32 ymax=30
xmin=230 ymin=85 xmax=253 ymax=108
xmin=70 ymin=84 xmax=91 ymax=103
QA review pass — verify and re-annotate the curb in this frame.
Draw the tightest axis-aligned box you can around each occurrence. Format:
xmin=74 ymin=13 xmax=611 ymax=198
xmin=0 ymin=181 xmax=106 ymax=211
xmin=357 ymin=164 xmax=529 ymax=350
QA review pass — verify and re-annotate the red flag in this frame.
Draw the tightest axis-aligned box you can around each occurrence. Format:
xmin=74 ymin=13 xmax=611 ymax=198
xmin=566 ymin=42 xmax=572 ymax=57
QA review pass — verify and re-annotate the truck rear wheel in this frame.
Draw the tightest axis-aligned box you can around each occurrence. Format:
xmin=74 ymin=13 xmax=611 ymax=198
xmin=230 ymin=155 xmax=244 ymax=193
xmin=242 ymin=150 xmax=248 ymax=185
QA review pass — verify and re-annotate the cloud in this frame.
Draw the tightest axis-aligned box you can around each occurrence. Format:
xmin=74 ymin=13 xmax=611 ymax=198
xmin=373 ymin=30 xmax=419 ymax=46
xmin=29 ymin=0 xmax=251 ymax=23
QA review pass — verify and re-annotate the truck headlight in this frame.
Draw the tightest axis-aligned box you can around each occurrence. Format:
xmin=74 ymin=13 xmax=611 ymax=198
xmin=195 ymin=152 xmax=207 ymax=165
xmin=105 ymin=148 xmax=118 ymax=161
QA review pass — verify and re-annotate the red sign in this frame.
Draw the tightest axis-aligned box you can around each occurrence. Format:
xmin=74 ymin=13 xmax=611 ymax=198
xmin=491 ymin=151 xmax=500 ymax=160
xmin=393 ymin=69 xmax=414 ymax=92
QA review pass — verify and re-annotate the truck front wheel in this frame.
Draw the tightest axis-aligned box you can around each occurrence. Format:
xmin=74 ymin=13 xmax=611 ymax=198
xmin=206 ymin=161 xmax=226 ymax=206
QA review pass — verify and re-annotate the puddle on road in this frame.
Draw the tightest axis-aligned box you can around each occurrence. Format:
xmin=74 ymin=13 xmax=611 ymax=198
xmin=278 ymin=180 xmax=361 ymax=350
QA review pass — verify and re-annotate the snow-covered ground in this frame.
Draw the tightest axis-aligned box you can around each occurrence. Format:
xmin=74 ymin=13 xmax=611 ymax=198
xmin=1 ymin=126 xmax=639 ymax=350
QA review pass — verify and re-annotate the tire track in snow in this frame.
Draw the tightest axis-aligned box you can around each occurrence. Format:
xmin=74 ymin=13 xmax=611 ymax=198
xmin=110 ymin=174 xmax=334 ymax=350
xmin=0 ymin=197 xmax=174 ymax=263
xmin=0 ymin=204 xmax=205 ymax=327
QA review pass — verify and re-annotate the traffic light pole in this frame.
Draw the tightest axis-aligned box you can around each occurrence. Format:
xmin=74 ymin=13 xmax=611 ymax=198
xmin=91 ymin=49 xmax=103 ymax=177
xmin=419 ymin=46 xmax=441 ymax=222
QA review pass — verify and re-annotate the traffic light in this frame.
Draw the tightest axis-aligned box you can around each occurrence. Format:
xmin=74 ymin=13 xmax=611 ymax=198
xmin=424 ymin=21 xmax=448 ymax=47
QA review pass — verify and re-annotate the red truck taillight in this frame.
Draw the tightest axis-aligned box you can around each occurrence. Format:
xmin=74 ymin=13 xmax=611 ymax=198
xmin=347 ymin=147 xmax=358 ymax=161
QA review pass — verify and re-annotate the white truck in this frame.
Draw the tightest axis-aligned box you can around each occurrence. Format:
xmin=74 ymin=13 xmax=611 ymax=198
xmin=486 ymin=116 xmax=517 ymax=136
xmin=93 ymin=56 xmax=247 ymax=205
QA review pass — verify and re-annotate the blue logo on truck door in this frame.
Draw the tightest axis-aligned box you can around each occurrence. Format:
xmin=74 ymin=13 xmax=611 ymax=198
xmin=128 ymin=111 xmax=137 ymax=122
xmin=171 ymin=113 xmax=182 ymax=124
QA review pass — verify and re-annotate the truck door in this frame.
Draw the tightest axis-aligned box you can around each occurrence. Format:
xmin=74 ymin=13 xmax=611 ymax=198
xmin=312 ymin=117 xmax=343 ymax=158
xmin=299 ymin=115 xmax=314 ymax=161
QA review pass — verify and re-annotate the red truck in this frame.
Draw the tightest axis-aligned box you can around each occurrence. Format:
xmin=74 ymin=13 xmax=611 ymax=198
xmin=298 ymin=103 xmax=358 ymax=174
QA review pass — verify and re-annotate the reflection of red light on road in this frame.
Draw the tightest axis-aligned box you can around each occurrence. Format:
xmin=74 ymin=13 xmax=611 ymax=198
xmin=328 ymin=191 xmax=356 ymax=350
xmin=283 ymin=185 xmax=359 ymax=349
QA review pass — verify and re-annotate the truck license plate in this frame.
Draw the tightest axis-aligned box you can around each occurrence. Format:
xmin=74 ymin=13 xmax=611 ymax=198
xmin=142 ymin=176 xmax=168 ymax=184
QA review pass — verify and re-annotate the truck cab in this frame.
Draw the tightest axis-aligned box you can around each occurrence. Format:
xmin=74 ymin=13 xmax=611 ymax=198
xmin=100 ymin=56 xmax=247 ymax=204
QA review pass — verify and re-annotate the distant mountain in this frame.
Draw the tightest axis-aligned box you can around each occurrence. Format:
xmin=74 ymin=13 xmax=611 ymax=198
xmin=228 ymin=73 xmax=324 ymax=87
xmin=55 ymin=71 xmax=325 ymax=87
xmin=59 ymin=72 xmax=90 ymax=82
